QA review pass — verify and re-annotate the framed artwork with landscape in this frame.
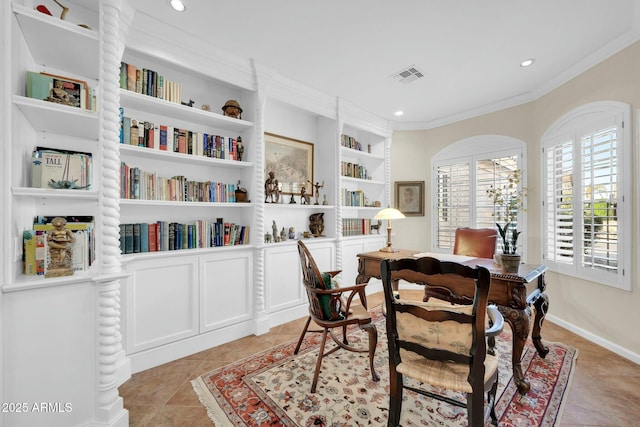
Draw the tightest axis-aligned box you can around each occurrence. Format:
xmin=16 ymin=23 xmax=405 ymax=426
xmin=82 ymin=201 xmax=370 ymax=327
xmin=264 ymin=132 xmax=314 ymax=195
xmin=395 ymin=181 xmax=425 ymax=216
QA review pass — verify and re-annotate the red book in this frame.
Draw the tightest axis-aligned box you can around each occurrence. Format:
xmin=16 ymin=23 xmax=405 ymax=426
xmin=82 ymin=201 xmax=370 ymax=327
xmin=177 ymin=129 xmax=187 ymax=154
xmin=148 ymin=223 xmax=157 ymax=251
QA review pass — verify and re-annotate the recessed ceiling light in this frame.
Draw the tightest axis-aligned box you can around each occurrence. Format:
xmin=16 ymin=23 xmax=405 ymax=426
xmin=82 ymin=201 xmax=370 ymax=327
xmin=169 ymin=0 xmax=186 ymax=12
xmin=394 ymin=110 xmax=404 ymax=116
xmin=520 ymin=58 xmax=535 ymax=68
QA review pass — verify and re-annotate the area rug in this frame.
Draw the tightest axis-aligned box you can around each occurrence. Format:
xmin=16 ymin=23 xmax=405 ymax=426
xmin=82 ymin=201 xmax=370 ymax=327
xmin=192 ymin=312 xmax=578 ymax=426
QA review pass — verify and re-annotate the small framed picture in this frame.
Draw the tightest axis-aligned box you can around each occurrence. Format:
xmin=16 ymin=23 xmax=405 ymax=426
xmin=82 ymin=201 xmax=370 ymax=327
xmin=395 ymin=181 xmax=425 ymax=216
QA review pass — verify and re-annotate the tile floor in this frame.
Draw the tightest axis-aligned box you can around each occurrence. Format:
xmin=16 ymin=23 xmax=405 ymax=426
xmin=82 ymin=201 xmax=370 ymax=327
xmin=120 ymin=290 xmax=640 ymax=426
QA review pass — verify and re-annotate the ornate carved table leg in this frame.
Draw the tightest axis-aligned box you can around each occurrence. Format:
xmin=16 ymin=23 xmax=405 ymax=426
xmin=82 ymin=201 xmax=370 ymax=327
xmin=527 ymin=275 xmax=550 ymax=358
xmin=498 ymin=305 xmax=531 ymax=394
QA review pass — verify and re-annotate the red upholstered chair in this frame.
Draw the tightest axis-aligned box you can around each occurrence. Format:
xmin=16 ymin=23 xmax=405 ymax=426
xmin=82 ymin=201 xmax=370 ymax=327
xmin=453 ymin=227 xmax=498 ymax=259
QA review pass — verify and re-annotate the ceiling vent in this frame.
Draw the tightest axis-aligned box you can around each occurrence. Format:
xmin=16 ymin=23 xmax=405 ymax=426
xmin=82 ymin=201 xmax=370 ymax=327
xmin=391 ymin=65 xmax=424 ymax=83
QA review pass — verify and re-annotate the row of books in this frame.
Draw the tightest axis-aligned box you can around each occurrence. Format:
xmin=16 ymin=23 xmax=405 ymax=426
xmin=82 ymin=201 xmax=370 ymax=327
xmin=31 ymin=147 xmax=92 ymax=190
xmin=119 ymin=219 xmax=250 ymax=254
xmin=341 ymin=161 xmax=370 ymax=180
xmin=342 ymin=189 xmax=368 ymax=207
xmin=26 ymin=71 xmax=96 ymax=111
xmin=342 ymin=218 xmax=381 ymax=236
xmin=119 ymin=62 xmax=182 ymax=103
xmin=23 ymin=216 xmax=95 ymax=276
xmin=341 ymin=134 xmax=369 ymax=152
xmin=120 ymin=163 xmax=239 ymax=202
xmin=119 ymin=111 xmax=242 ymax=160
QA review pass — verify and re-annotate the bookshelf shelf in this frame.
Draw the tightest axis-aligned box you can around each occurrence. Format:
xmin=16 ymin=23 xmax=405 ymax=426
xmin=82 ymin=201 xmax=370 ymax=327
xmin=120 ymin=199 xmax=254 ymax=207
xmin=119 ymin=144 xmax=253 ymax=168
xmin=120 ymin=244 xmax=255 ymax=263
xmin=120 ymin=90 xmax=253 ymax=133
xmin=1 ymin=271 xmax=95 ymax=293
xmin=340 ymin=146 xmax=385 ymax=161
xmin=13 ymin=95 xmax=99 ymax=140
xmin=264 ymin=203 xmax=336 ymax=210
xmin=341 ymin=176 xmax=385 ymax=186
xmin=13 ymin=3 xmax=99 ymax=80
xmin=12 ymin=187 xmax=99 ymax=200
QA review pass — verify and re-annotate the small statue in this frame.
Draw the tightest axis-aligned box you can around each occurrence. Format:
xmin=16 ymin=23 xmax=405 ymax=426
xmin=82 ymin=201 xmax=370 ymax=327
xmin=272 ymin=220 xmax=278 ymax=241
xmin=310 ymin=180 xmax=325 ymax=205
xmin=222 ymin=99 xmax=242 ymax=119
xmin=370 ymin=220 xmax=382 ymax=234
xmin=201 ymin=104 xmax=211 ymax=111
xmin=45 ymin=216 xmax=75 ymax=278
xmin=264 ymin=233 xmax=272 ymax=243
xmin=280 ymin=227 xmax=287 ymax=241
xmin=181 ymin=99 xmax=195 ymax=107
xmin=289 ymin=227 xmax=296 ymax=240
xmin=300 ymin=185 xmax=311 ymax=205
xmin=322 ymin=195 xmax=328 ymax=205
xmin=45 ymin=79 xmax=74 ymax=106
xmin=309 ymin=212 xmax=325 ymax=237
xmin=289 ymin=194 xmax=297 ymax=204
xmin=236 ymin=136 xmax=244 ymax=161
xmin=265 ymin=171 xmax=280 ymax=203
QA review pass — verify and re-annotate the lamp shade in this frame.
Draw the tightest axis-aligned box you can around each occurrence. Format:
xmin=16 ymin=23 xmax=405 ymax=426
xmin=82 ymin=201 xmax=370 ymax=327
xmin=374 ymin=208 xmax=406 ymax=220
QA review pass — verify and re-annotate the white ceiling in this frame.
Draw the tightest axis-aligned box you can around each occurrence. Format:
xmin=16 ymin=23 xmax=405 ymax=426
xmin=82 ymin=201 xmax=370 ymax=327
xmin=130 ymin=0 xmax=640 ymax=129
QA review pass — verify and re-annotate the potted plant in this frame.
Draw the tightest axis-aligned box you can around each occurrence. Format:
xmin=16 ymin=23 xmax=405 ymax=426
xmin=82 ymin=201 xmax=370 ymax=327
xmin=486 ymin=169 xmax=527 ymax=273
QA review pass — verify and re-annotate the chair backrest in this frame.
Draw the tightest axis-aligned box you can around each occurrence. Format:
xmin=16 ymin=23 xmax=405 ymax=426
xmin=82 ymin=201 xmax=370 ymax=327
xmin=381 ymin=257 xmax=492 ymax=385
xmin=297 ymin=241 xmax=343 ymax=321
xmin=453 ymin=227 xmax=497 ymax=259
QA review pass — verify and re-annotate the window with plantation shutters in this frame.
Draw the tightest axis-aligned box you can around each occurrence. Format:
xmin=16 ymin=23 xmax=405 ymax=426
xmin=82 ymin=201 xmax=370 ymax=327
xmin=432 ymin=136 xmax=525 ymax=253
xmin=542 ymin=102 xmax=630 ymax=291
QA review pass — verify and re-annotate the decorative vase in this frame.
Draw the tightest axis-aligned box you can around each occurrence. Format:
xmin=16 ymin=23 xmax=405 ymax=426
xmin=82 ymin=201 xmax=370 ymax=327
xmin=500 ymin=254 xmax=521 ymax=273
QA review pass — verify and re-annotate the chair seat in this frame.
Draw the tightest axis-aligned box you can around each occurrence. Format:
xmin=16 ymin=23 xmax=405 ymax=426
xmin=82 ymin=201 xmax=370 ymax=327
xmin=347 ymin=303 xmax=372 ymax=322
xmin=397 ymin=351 xmax=499 ymax=394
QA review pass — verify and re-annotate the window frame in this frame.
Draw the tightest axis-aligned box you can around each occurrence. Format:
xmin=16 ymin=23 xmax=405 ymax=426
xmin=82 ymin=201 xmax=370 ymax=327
xmin=431 ymin=135 xmax=526 ymax=256
xmin=542 ymin=101 xmax=631 ymax=291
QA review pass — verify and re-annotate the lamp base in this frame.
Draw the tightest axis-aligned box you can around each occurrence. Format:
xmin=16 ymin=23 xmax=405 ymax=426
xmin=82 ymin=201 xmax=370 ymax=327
xmin=379 ymin=245 xmax=399 ymax=253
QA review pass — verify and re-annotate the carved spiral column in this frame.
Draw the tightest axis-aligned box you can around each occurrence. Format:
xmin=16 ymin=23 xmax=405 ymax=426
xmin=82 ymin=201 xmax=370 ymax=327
xmin=95 ymin=0 xmax=134 ymax=423
xmin=252 ymin=59 xmax=267 ymax=321
xmin=335 ymin=97 xmax=344 ymax=272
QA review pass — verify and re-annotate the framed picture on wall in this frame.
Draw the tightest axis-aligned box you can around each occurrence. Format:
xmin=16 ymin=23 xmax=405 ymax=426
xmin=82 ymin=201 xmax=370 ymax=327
xmin=395 ymin=181 xmax=425 ymax=216
xmin=264 ymin=132 xmax=314 ymax=195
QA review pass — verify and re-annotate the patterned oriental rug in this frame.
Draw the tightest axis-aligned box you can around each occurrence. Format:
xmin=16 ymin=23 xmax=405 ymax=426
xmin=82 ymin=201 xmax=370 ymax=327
xmin=192 ymin=311 xmax=578 ymax=426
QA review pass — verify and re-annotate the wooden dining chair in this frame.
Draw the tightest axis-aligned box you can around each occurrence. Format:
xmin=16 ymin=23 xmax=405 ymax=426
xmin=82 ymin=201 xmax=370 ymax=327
xmin=381 ymin=256 xmax=504 ymax=427
xmin=294 ymin=241 xmax=380 ymax=393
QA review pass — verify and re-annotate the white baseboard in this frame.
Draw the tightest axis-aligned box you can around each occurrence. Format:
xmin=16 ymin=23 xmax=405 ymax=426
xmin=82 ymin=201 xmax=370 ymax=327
xmin=546 ymin=314 xmax=640 ymax=365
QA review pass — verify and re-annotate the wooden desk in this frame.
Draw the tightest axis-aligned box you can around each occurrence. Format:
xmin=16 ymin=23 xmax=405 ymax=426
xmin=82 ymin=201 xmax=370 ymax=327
xmin=356 ymin=249 xmax=550 ymax=395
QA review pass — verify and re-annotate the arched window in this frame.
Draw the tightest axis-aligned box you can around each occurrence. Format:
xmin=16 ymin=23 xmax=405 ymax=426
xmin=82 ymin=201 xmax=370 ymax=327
xmin=432 ymin=135 xmax=526 ymax=255
xmin=542 ymin=101 xmax=631 ymax=290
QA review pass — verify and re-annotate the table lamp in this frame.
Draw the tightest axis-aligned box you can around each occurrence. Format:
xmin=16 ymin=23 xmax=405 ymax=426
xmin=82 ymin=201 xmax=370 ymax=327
xmin=373 ymin=207 xmax=406 ymax=252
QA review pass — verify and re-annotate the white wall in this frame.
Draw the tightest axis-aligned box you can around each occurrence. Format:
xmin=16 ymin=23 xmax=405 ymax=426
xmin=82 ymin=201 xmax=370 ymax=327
xmin=391 ymin=41 xmax=640 ymax=362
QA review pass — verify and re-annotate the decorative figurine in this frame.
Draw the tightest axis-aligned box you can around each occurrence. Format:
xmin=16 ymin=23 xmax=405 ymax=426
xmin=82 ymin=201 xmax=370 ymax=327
xmin=201 ymin=104 xmax=211 ymax=111
xmin=45 ymin=216 xmax=75 ymax=278
xmin=264 ymin=171 xmax=280 ymax=203
xmin=310 ymin=180 xmax=325 ymax=205
xmin=235 ymin=180 xmax=248 ymax=202
xmin=309 ymin=212 xmax=325 ymax=237
xmin=272 ymin=220 xmax=278 ymax=241
xmin=300 ymin=185 xmax=311 ymax=204
xmin=236 ymin=136 xmax=244 ymax=161
xmin=289 ymin=194 xmax=297 ymax=204
xmin=280 ymin=227 xmax=287 ymax=241
xmin=264 ymin=233 xmax=272 ymax=243
xmin=370 ymin=220 xmax=382 ymax=234
xmin=222 ymin=99 xmax=242 ymax=119
xmin=289 ymin=227 xmax=296 ymax=240
xmin=45 ymin=79 xmax=74 ymax=106
xmin=181 ymin=99 xmax=195 ymax=107
xmin=322 ymin=195 xmax=328 ymax=205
